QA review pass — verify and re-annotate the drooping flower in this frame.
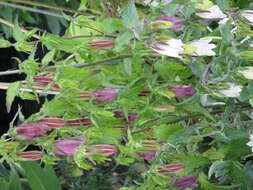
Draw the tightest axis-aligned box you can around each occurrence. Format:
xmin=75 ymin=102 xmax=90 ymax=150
xmin=169 ymin=85 xmax=195 ymax=98
xmin=152 ymin=39 xmax=184 ymax=58
xmin=187 ymin=38 xmax=216 ymax=56
xmin=138 ymin=141 xmax=160 ymax=160
xmin=114 ymin=111 xmax=137 ymax=123
xmin=16 ymin=151 xmax=43 ymax=161
xmin=157 ymin=16 xmax=184 ymax=31
xmin=238 ymin=66 xmax=253 ymax=79
xmin=93 ymin=88 xmax=120 ymax=102
xmin=38 ymin=118 xmax=91 ymax=128
xmin=88 ymin=40 xmax=115 ymax=49
xmin=33 ymin=76 xmax=59 ymax=89
xmin=53 ymin=137 xmax=85 ymax=156
xmin=175 ymin=176 xmax=198 ymax=188
xmin=196 ymin=5 xmax=227 ymax=19
xmin=139 ymin=90 xmax=151 ymax=96
xmin=218 ymin=83 xmax=242 ymax=98
xmin=87 ymin=145 xmax=117 ymax=156
xmin=16 ymin=123 xmax=50 ymax=140
xmin=158 ymin=163 xmax=185 ymax=173
xmin=241 ymin=10 xmax=253 ymax=25
xmin=138 ymin=149 xmax=157 ymax=160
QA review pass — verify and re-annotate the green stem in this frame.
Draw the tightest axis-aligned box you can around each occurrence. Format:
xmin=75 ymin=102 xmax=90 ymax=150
xmin=65 ymin=34 xmax=117 ymax=39
xmin=0 ymin=2 xmax=64 ymax=18
xmin=7 ymin=0 xmax=98 ymax=16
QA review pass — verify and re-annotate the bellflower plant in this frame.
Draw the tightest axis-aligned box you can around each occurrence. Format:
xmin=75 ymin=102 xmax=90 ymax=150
xmin=2 ymin=0 xmax=253 ymax=189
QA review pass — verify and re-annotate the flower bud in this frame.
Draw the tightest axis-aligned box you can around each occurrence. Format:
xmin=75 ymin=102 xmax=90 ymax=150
xmin=16 ymin=151 xmax=43 ymax=160
xmin=158 ymin=163 xmax=185 ymax=173
xmin=88 ymin=40 xmax=115 ymax=49
xmin=168 ymin=85 xmax=195 ymax=98
xmin=175 ymin=176 xmax=198 ymax=188
xmin=93 ymin=88 xmax=120 ymax=102
xmin=53 ymin=137 xmax=85 ymax=156
xmin=139 ymin=90 xmax=151 ymax=96
xmin=138 ymin=149 xmax=157 ymax=160
xmin=157 ymin=16 xmax=184 ymax=31
xmin=87 ymin=144 xmax=117 ymax=155
xmin=16 ymin=123 xmax=50 ymax=140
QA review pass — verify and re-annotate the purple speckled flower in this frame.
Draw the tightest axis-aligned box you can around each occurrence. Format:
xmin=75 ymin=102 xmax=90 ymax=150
xmin=16 ymin=123 xmax=50 ymax=140
xmin=169 ymin=85 xmax=195 ymax=98
xmin=53 ymin=137 xmax=85 ymax=156
xmin=93 ymin=88 xmax=120 ymax=102
xmin=157 ymin=16 xmax=184 ymax=31
xmin=175 ymin=176 xmax=198 ymax=188
xmin=138 ymin=149 xmax=157 ymax=160
xmin=114 ymin=111 xmax=137 ymax=123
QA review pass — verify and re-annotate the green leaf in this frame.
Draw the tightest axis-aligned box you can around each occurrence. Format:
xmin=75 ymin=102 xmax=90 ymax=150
xmin=198 ymin=172 xmax=240 ymax=190
xmin=46 ymin=16 xmax=61 ymax=34
xmin=115 ymin=31 xmax=135 ymax=51
xmin=21 ymin=161 xmax=62 ymax=190
xmin=42 ymin=49 xmax=56 ymax=65
xmin=21 ymin=162 xmax=48 ymax=190
xmin=6 ymin=81 xmax=20 ymax=113
xmin=0 ymin=179 xmax=9 ymax=190
xmin=43 ymin=165 xmax=62 ymax=190
xmin=0 ymin=39 xmax=12 ymax=48
xmin=218 ymin=138 xmax=251 ymax=160
xmin=9 ymin=171 xmax=23 ymax=190
xmin=208 ymin=161 xmax=230 ymax=181
xmin=153 ymin=124 xmax=183 ymax=142
xmin=215 ymin=0 xmax=230 ymax=10
xmin=19 ymin=91 xmax=37 ymax=100
xmin=122 ymin=0 xmax=139 ymax=28
xmin=176 ymin=153 xmax=209 ymax=170
xmin=13 ymin=24 xmax=25 ymax=42
xmin=101 ymin=18 xmax=125 ymax=33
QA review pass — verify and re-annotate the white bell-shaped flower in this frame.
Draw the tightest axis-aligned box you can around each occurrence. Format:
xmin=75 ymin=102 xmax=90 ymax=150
xmin=187 ymin=38 xmax=216 ymax=56
xmin=238 ymin=66 xmax=253 ymax=80
xmin=196 ymin=5 xmax=227 ymax=19
xmin=218 ymin=83 xmax=242 ymax=98
xmin=242 ymin=10 xmax=253 ymax=25
xmin=152 ymin=39 xmax=184 ymax=58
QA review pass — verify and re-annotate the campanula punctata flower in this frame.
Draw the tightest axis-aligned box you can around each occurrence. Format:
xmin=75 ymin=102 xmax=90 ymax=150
xmin=16 ymin=123 xmax=50 ymax=140
xmin=87 ymin=144 xmax=117 ymax=156
xmin=138 ymin=149 xmax=157 ymax=160
xmin=158 ymin=163 xmax=185 ymax=173
xmin=53 ymin=137 xmax=85 ymax=156
xmin=175 ymin=176 xmax=198 ymax=188
xmin=16 ymin=151 xmax=43 ymax=161
xmin=93 ymin=88 xmax=120 ymax=102
xmin=157 ymin=16 xmax=184 ymax=31
xmin=169 ymin=85 xmax=195 ymax=98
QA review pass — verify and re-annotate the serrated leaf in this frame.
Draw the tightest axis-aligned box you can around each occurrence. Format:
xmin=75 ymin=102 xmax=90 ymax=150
xmin=42 ymin=49 xmax=56 ymax=65
xmin=101 ymin=18 xmax=125 ymax=33
xmin=0 ymin=39 xmax=12 ymax=48
xmin=208 ymin=161 xmax=230 ymax=180
xmin=13 ymin=24 xmax=25 ymax=42
xmin=198 ymin=172 xmax=240 ymax=190
xmin=122 ymin=0 xmax=139 ymax=28
xmin=153 ymin=124 xmax=183 ymax=141
xmin=6 ymin=81 xmax=20 ymax=113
